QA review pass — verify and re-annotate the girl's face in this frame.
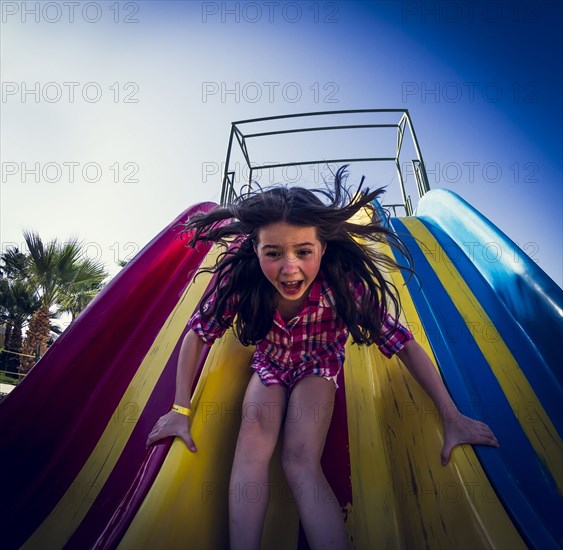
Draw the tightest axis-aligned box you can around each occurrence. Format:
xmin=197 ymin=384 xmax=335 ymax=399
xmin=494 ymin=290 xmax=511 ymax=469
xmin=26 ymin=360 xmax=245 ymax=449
xmin=254 ymin=222 xmax=325 ymax=303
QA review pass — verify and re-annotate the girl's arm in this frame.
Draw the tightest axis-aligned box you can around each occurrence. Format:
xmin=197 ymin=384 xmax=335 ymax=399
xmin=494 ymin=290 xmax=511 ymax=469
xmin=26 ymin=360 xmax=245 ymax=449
xmin=146 ymin=329 xmax=206 ymax=452
xmin=396 ymin=339 xmax=499 ymax=465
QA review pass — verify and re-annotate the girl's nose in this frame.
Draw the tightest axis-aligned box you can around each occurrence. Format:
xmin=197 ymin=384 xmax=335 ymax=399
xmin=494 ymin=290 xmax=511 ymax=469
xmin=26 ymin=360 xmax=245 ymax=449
xmin=280 ymin=256 xmax=299 ymax=274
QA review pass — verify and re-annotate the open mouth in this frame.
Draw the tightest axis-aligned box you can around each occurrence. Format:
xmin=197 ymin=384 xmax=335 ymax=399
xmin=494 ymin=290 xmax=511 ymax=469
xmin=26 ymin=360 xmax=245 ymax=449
xmin=280 ymin=280 xmax=304 ymax=293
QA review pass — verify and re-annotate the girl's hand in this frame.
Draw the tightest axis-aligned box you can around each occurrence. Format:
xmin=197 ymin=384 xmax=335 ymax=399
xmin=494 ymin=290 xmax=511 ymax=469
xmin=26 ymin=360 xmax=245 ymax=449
xmin=440 ymin=412 xmax=499 ymax=466
xmin=146 ymin=410 xmax=197 ymax=452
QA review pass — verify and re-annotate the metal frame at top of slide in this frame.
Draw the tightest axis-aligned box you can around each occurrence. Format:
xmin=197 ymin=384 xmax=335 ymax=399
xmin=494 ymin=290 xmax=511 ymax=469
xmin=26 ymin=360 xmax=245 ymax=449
xmin=219 ymin=108 xmax=430 ymax=216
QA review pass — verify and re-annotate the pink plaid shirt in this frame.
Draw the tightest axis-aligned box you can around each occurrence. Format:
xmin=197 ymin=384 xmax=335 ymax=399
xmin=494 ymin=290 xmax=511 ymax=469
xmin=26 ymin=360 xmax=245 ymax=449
xmin=188 ymin=272 xmax=413 ymax=388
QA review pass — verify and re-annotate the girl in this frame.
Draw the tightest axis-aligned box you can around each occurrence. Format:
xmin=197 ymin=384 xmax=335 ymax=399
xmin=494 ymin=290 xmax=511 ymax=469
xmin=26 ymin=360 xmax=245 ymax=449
xmin=146 ymin=166 xmax=499 ymax=550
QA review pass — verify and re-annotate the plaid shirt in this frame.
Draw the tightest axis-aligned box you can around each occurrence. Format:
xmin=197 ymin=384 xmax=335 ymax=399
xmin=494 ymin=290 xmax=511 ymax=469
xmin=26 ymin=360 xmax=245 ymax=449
xmin=188 ymin=272 xmax=413 ymax=382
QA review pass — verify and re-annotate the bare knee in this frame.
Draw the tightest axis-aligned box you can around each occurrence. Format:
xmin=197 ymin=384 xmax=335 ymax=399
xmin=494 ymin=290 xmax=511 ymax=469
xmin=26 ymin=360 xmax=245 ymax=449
xmin=281 ymin=442 xmax=321 ymax=482
xmin=236 ymin=406 xmax=280 ymax=464
xmin=235 ymin=415 xmax=281 ymax=466
xmin=233 ymin=374 xmax=286 ymax=466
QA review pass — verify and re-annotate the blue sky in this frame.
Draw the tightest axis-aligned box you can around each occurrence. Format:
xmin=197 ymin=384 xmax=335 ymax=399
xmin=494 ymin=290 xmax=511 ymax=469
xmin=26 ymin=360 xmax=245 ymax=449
xmin=2 ymin=0 xmax=561 ymax=308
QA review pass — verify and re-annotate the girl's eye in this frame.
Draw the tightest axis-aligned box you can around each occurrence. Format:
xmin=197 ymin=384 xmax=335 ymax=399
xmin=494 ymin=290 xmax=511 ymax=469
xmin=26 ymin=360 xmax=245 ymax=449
xmin=265 ymin=251 xmax=281 ymax=259
xmin=297 ymin=249 xmax=312 ymax=257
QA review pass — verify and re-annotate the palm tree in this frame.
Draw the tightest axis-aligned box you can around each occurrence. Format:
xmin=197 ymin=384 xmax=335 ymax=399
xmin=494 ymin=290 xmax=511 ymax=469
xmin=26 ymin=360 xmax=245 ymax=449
xmin=0 ymin=277 xmax=39 ymax=374
xmin=0 ymin=248 xmax=38 ymax=374
xmin=18 ymin=231 xmax=108 ymax=372
xmin=1 ymin=247 xmax=28 ymax=279
xmin=58 ymin=260 xmax=107 ymax=321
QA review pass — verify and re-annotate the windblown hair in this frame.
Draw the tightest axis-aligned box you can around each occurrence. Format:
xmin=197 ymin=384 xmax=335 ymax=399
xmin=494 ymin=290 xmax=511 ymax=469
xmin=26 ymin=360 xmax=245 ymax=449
xmin=182 ymin=165 xmax=413 ymax=346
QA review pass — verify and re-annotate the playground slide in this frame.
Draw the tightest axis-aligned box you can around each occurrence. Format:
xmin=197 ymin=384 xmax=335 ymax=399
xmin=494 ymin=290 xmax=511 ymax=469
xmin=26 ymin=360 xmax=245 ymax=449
xmin=1 ymin=191 xmax=561 ymax=549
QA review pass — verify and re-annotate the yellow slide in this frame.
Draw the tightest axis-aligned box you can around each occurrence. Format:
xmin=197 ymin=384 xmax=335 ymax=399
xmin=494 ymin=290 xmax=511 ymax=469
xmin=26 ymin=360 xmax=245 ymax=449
xmin=118 ymin=237 xmax=525 ymax=549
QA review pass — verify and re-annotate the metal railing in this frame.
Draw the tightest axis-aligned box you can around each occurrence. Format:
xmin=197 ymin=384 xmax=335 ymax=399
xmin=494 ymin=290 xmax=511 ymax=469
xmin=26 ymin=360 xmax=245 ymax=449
xmin=219 ymin=109 xmax=430 ymax=216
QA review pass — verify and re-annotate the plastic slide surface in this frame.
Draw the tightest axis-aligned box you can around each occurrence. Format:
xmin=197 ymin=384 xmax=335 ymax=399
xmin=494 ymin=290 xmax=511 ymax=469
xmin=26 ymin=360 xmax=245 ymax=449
xmin=1 ymin=191 xmax=561 ymax=549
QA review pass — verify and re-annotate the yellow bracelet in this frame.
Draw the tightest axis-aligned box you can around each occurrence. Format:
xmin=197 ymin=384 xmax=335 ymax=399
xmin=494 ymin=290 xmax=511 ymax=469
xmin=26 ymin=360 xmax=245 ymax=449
xmin=172 ymin=403 xmax=192 ymax=417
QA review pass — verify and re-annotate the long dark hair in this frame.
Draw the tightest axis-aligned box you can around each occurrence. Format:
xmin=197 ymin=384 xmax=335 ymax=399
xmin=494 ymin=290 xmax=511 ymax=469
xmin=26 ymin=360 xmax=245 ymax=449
xmin=182 ymin=166 xmax=413 ymax=346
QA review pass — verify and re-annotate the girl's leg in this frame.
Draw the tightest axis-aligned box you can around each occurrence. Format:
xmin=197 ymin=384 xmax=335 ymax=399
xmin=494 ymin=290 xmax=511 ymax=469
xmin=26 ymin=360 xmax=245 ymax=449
xmin=281 ymin=376 xmax=349 ymax=550
xmin=229 ymin=372 xmax=287 ymax=550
